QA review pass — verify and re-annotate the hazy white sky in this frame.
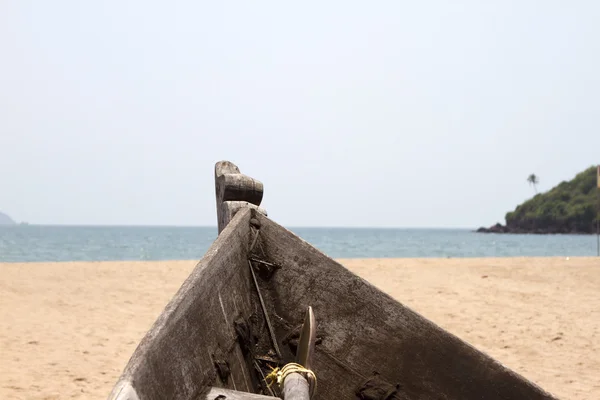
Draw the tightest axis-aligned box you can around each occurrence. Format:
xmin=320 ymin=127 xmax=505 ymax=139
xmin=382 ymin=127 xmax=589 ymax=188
xmin=1 ymin=1 xmax=599 ymax=227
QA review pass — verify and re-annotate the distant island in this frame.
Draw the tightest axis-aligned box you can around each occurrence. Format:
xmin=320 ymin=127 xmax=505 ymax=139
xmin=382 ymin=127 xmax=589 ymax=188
xmin=0 ymin=211 xmax=16 ymax=225
xmin=478 ymin=166 xmax=599 ymax=234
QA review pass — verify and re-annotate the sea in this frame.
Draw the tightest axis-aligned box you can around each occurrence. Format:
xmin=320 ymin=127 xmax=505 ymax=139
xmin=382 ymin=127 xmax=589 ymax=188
xmin=0 ymin=225 xmax=598 ymax=262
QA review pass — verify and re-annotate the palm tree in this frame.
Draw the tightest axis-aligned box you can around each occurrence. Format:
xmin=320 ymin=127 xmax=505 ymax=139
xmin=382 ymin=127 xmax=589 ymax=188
xmin=527 ymin=174 xmax=539 ymax=194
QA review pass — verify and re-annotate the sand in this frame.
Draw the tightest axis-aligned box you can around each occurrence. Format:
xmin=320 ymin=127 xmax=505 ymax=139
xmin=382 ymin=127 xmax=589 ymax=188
xmin=1 ymin=257 xmax=599 ymax=400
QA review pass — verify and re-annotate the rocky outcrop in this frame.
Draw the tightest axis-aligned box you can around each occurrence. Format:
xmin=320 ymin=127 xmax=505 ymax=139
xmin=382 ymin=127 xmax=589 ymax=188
xmin=476 ymin=223 xmax=508 ymax=234
xmin=0 ymin=211 xmax=16 ymax=225
xmin=477 ymin=166 xmax=599 ymax=234
xmin=475 ymin=223 xmax=570 ymax=234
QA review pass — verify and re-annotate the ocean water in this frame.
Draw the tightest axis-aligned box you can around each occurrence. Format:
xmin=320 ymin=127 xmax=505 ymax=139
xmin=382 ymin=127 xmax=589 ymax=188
xmin=0 ymin=225 xmax=598 ymax=263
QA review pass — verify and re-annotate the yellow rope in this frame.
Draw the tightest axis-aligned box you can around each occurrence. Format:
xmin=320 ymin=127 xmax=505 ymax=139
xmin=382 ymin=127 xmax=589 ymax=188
xmin=264 ymin=363 xmax=317 ymax=398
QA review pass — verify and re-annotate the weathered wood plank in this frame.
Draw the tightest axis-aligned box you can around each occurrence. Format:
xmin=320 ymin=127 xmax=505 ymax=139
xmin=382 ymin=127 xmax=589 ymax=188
xmin=254 ymin=211 xmax=559 ymax=400
xmin=215 ymin=161 xmax=266 ymax=234
xmin=110 ymin=209 xmax=258 ymax=400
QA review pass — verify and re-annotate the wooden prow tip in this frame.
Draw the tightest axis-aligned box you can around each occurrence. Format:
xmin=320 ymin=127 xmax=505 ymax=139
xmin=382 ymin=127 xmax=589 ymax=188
xmin=215 ymin=161 xmax=267 ymax=234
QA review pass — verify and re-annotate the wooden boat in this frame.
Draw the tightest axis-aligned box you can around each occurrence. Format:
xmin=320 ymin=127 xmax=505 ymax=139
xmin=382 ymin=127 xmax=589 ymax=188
xmin=108 ymin=161 xmax=558 ymax=400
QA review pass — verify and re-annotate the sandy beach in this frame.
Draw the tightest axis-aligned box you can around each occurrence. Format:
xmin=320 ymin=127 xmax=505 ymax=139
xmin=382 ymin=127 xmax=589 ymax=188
xmin=1 ymin=257 xmax=599 ymax=400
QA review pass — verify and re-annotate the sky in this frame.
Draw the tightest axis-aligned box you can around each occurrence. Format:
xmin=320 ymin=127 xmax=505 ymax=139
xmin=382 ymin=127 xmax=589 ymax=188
xmin=1 ymin=1 xmax=599 ymax=228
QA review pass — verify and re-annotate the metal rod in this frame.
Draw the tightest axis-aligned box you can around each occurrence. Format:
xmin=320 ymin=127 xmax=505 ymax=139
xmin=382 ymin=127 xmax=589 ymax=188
xmin=281 ymin=373 xmax=310 ymax=400
xmin=249 ymin=258 xmax=279 ymax=268
xmin=248 ymin=260 xmax=282 ymax=359
xmin=206 ymin=387 xmax=275 ymax=399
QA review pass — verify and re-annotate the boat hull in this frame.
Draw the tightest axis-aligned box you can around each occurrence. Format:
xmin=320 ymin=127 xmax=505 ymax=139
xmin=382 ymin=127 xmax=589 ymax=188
xmin=110 ymin=208 xmax=557 ymax=400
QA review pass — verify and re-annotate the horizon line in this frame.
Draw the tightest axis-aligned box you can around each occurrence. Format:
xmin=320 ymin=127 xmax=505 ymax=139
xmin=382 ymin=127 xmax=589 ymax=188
xmin=3 ymin=223 xmax=478 ymax=230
